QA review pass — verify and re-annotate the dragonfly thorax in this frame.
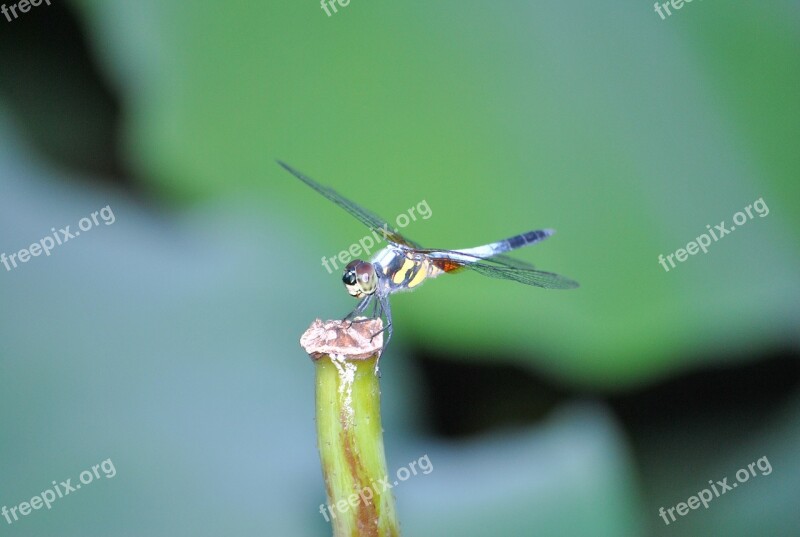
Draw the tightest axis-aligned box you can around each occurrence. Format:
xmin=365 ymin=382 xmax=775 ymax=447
xmin=372 ymin=246 xmax=437 ymax=293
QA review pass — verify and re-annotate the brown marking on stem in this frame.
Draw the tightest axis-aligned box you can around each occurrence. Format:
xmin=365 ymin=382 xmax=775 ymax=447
xmin=341 ymin=425 xmax=381 ymax=537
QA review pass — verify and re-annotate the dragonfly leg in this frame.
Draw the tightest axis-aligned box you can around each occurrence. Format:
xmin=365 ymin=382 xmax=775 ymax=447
xmin=370 ymin=295 xmax=393 ymax=376
xmin=343 ymin=295 xmax=373 ymax=327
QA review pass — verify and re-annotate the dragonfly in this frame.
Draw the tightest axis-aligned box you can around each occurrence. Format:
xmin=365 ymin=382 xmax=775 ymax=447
xmin=279 ymin=161 xmax=578 ymax=369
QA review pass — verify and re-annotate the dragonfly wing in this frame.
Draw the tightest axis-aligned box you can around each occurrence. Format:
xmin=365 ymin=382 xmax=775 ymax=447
xmin=278 ymin=160 xmax=421 ymax=248
xmin=422 ymin=249 xmax=579 ymax=289
xmin=464 ymin=259 xmax=579 ymax=289
xmin=484 ymin=253 xmax=539 ymax=271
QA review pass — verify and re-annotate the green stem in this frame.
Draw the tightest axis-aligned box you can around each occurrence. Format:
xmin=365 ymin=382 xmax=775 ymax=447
xmin=301 ymin=319 xmax=400 ymax=537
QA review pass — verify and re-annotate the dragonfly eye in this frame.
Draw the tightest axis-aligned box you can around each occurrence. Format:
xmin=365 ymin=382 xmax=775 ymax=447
xmin=342 ymin=261 xmax=363 ymax=297
xmin=343 ymin=270 xmax=357 ymax=286
xmin=355 ymin=262 xmax=377 ymax=294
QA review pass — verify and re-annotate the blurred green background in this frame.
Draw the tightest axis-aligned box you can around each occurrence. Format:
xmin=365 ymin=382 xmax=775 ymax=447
xmin=0 ymin=1 xmax=798 ymax=536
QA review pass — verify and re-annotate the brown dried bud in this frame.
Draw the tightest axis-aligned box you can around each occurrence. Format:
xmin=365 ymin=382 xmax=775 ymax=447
xmin=300 ymin=318 xmax=384 ymax=361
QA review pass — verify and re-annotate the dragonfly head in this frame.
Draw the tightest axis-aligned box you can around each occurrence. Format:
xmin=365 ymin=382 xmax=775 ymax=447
xmin=343 ymin=260 xmax=377 ymax=298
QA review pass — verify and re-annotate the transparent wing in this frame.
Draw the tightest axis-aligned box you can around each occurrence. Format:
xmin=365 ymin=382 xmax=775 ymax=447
xmin=485 ymin=253 xmax=539 ymax=271
xmin=278 ymin=160 xmax=420 ymax=248
xmin=465 ymin=259 xmax=579 ymax=289
xmin=420 ymin=249 xmax=579 ymax=289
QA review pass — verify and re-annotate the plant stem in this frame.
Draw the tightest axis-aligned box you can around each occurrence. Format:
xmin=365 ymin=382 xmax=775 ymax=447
xmin=301 ymin=319 xmax=400 ymax=537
